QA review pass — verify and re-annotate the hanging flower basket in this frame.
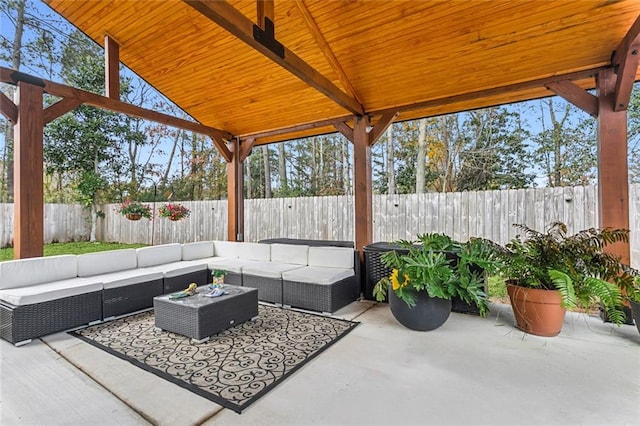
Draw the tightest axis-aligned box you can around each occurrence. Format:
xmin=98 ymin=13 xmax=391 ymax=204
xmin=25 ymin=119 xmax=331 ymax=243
xmin=117 ymin=199 xmax=153 ymax=220
xmin=159 ymin=203 xmax=190 ymax=221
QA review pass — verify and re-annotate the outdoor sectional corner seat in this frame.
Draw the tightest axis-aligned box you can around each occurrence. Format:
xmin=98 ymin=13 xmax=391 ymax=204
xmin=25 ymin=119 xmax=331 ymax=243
xmin=0 ymin=240 xmax=360 ymax=345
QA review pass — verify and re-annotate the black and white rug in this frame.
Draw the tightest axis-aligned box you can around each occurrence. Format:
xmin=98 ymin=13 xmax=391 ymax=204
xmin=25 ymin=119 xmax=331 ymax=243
xmin=70 ymin=305 xmax=358 ymax=413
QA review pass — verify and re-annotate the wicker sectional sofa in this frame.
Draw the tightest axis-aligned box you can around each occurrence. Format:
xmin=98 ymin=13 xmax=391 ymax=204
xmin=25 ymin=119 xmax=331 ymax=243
xmin=0 ymin=241 xmax=360 ymax=346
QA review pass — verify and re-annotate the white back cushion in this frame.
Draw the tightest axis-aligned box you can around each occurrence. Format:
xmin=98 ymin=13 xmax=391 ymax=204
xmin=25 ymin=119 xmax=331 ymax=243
xmin=237 ymin=242 xmax=270 ymax=261
xmin=270 ymin=244 xmax=308 ymax=265
xmin=182 ymin=241 xmax=214 ymax=260
xmin=0 ymin=255 xmax=78 ymax=289
xmin=136 ymin=244 xmax=182 ymax=268
xmin=213 ymin=241 xmax=239 ymax=258
xmin=78 ymin=249 xmax=137 ymax=277
xmin=308 ymin=246 xmax=354 ymax=269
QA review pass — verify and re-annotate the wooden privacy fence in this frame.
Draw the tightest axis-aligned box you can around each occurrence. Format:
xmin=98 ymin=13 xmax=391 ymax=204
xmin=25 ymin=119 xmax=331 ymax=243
xmin=1 ymin=185 xmax=639 ymax=267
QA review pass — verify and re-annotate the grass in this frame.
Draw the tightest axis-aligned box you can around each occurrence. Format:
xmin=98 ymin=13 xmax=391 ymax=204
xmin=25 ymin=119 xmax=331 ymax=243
xmin=0 ymin=241 xmax=147 ymax=262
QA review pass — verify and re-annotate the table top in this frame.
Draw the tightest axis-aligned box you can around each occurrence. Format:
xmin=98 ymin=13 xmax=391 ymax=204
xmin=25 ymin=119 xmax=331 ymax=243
xmin=154 ymin=284 xmax=257 ymax=308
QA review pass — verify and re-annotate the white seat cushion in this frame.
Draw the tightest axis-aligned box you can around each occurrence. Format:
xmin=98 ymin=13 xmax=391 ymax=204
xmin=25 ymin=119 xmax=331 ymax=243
xmin=237 ymin=242 xmax=270 ymax=261
xmin=0 ymin=255 xmax=78 ymax=290
xmin=207 ymin=258 xmax=266 ymax=274
xmin=241 ymin=262 xmax=304 ymax=279
xmin=281 ymin=266 xmax=354 ymax=285
xmin=270 ymin=244 xmax=309 ymax=265
xmin=182 ymin=241 xmax=214 ymax=260
xmin=136 ymin=244 xmax=182 ymax=268
xmin=213 ymin=241 xmax=240 ymax=258
xmin=92 ymin=269 xmax=163 ymax=290
xmin=0 ymin=278 xmax=103 ymax=306
xmin=78 ymin=249 xmax=137 ymax=277
xmin=141 ymin=260 xmax=207 ymax=278
xmin=308 ymin=247 xmax=354 ymax=269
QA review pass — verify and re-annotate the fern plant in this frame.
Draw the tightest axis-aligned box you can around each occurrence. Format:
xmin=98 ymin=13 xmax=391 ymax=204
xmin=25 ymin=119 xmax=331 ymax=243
xmin=492 ymin=222 xmax=631 ymax=325
xmin=372 ymin=233 xmax=499 ymax=317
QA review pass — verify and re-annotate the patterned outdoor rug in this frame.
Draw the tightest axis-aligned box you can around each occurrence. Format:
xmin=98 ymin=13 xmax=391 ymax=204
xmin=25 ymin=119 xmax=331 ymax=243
xmin=70 ymin=305 xmax=357 ymax=413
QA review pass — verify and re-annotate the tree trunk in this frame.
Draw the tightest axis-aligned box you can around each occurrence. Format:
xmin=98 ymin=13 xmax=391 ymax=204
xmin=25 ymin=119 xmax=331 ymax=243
xmin=262 ymin=145 xmax=271 ymax=198
xmin=386 ymin=125 xmax=395 ymax=194
xmin=416 ymin=118 xmax=427 ymax=193
xmin=342 ymin=139 xmax=350 ymax=195
xmin=245 ymin=160 xmax=252 ymax=198
xmin=162 ymin=129 xmax=181 ymax=186
xmin=277 ymin=142 xmax=287 ymax=192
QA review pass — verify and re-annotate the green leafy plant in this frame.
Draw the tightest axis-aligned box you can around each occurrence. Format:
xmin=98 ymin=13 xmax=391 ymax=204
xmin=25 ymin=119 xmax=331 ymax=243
xmin=211 ymin=269 xmax=226 ymax=278
xmin=372 ymin=233 xmax=499 ymax=317
xmin=116 ymin=199 xmax=152 ymax=219
xmin=492 ymin=222 xmax=631 ymax=325
xmin=158 ymin=203 xmax=190 ymax=221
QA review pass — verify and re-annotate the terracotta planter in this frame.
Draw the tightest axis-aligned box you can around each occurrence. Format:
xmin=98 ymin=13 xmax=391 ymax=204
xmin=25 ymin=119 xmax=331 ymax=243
xmin=506 ymin=283 xmax=566 ymax=337
xmin=168 ymin=217 xmax=181 ymax=221
xmin=630 ymin=300 xmax=640 ymax=335
xmin=388 ymin=288 xmax=451 ymax=331
xmin=125 ymin=213 xmax=142 ymax=221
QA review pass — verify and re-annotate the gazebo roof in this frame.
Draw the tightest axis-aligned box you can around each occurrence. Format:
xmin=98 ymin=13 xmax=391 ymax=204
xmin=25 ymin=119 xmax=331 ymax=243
xmin=44 ymin=0 xmax=640 ymax=144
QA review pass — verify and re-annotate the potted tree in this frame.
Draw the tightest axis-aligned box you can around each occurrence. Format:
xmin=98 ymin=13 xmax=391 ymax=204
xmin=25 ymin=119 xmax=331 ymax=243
xmin=492 ymin=222 xmax=630 ymax=337
xmin=372 ymin=233 xmax=498 ymax=331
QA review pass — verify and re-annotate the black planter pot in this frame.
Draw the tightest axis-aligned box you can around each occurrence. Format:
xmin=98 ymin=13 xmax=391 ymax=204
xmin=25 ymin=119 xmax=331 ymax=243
xmin=388 ymin=288 xmax=452 ymax=331
xmin=630 ymin=300 xmax=640 ymax=335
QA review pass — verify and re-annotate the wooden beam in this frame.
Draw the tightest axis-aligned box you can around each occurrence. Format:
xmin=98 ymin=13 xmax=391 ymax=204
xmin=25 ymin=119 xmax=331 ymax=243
xmin=333 ymin=121 xmax=353 ymax=142
xmin=596 ymin=68 xmax=630 ymax=265
xmin=240 ymin=115 xmax=352 ymax=141
xmin=43 ymin=97 xmax=83 ymax=124
xmin=545 ymin=81 xmax=598 ymax=118
xmin=104 ymin=34 xmax=120 ymax=100
xmin=1 ymin=67 xmax=232 ymax=141
xmin=369 ymin=112 xmax=398 ymax=146
xmin=256 ymin=0 xmax=273 ymax=28
xmin=239 ymin=137 xmax=256 ymax=162
xmin=209 ymin=136 xmax=232 ymax=162
xmin=294 ymin=2 xmax=361 ymax=104
xmin=353 ymin=115 xmax=372 ymax=258
xmin=611 ymin=15 xmax=640 ymax=112
xmin=0 ymin=91 xmax=17 ymax=123
xmin=14 ymin=82 xmax=44 ymax=259
xmin=371 ymin=67 xmax=605 ymax=117
xmin=183 ymin=0 xmax=363 ymax=115
xmin=226 ymin=139 xmax=244 ymax=241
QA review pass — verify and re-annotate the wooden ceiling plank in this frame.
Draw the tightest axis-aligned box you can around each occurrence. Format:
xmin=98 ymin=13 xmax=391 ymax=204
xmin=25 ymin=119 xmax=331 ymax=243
xmin=370 ymin=67 xmax=604 ymax=117
xmin=0 ymin=91 xmax=17 ymax=124
xmin=294 ymin=1 xmax=361 ymax=104
xmin=104 ymin=34 xmax=120 ymax=100
xmin=183 ymin=0 xmax=363 ymax=115
xmin=333 ymin=121 xmax=354 ymax=142
xmin=43 ymin=97 xmax=83 ymax=124
xmin=545 ymin=80 xmax=598 ymax=118
xmin=612 ymin=14 xmax=640 ymax=111
xmin=368 ymin=112 xmax=398 ymax=146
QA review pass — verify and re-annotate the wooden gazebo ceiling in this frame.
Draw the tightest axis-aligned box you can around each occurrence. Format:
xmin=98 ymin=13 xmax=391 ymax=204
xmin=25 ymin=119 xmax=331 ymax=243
xmin=45 ymin=0 xmax=640 ymax=145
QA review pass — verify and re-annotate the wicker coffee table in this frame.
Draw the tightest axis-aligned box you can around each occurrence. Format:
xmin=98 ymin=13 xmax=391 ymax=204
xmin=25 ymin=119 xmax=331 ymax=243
xmin=153 ymin=284 xmax=258 ymax=343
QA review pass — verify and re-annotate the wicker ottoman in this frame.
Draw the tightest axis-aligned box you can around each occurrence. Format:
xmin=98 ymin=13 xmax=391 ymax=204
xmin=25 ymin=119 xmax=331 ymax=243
xmin=153 ymin=284 xmax=258 ymax=342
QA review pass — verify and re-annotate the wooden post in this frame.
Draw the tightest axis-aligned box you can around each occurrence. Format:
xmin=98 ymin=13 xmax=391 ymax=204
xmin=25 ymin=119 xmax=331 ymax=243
xmin=105 ymin=35 xmax=120 ymax=99
xmin=353 ymin=115 xmax=372 ymax=259
xmin=596 ymin=68 xmax=630 ymax=265
xmin=14 ymin=82 xmax=44 ymax=258
xmin=226 ymin=139 xmax=244 ymax=241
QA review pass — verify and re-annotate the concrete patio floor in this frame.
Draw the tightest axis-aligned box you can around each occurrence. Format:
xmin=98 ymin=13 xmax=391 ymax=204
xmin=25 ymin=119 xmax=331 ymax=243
xmin=1 ymin=301 xmax=639 ymax=426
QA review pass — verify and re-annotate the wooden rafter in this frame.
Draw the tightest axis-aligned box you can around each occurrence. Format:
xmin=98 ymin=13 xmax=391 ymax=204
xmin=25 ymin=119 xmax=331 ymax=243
xmin=612 ymin=14 xmax=640 ymax=112
xmin=256 ymin=0 xmax=274 ymax=28
xmin=368 ymin=112 xmax=398 ymax=146
xmin=0 ymin=91 xmax=17 ymax=123
xmin=43 ymin=97 xmax=83 ymax=124
xmin=183 ymin=0 xmax=364 ymax=115
xmin=104 ymin=34 xmax=120 ymax=100
xmin=545 ymin=81 xmax=598 ymax=118
xmin=1 ymin=67 xmax=232 ymax=142
xmin=294 ymin=2 xmax=361 ymax=104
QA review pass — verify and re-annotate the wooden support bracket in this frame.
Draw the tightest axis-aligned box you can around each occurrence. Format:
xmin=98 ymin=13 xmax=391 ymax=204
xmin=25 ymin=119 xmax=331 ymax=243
xmin=368 ymin=112 xmax=398 ymax=146
xmin=334 ymin=121 xmax=354 ymax=142
xmin=612 ymin=14 xmax=640 ymax=112
xmin=0 ymin=91 xmax=17 ymax=123
xmin=545 ymin=81 xmax=598 ymax=118
xmin=44 ymin=97 xmax=83 ymax=124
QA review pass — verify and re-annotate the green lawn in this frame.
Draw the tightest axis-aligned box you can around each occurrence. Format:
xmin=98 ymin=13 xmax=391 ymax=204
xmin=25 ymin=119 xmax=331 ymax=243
xmin=0 ymin=241 xmax=147 ymax=262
